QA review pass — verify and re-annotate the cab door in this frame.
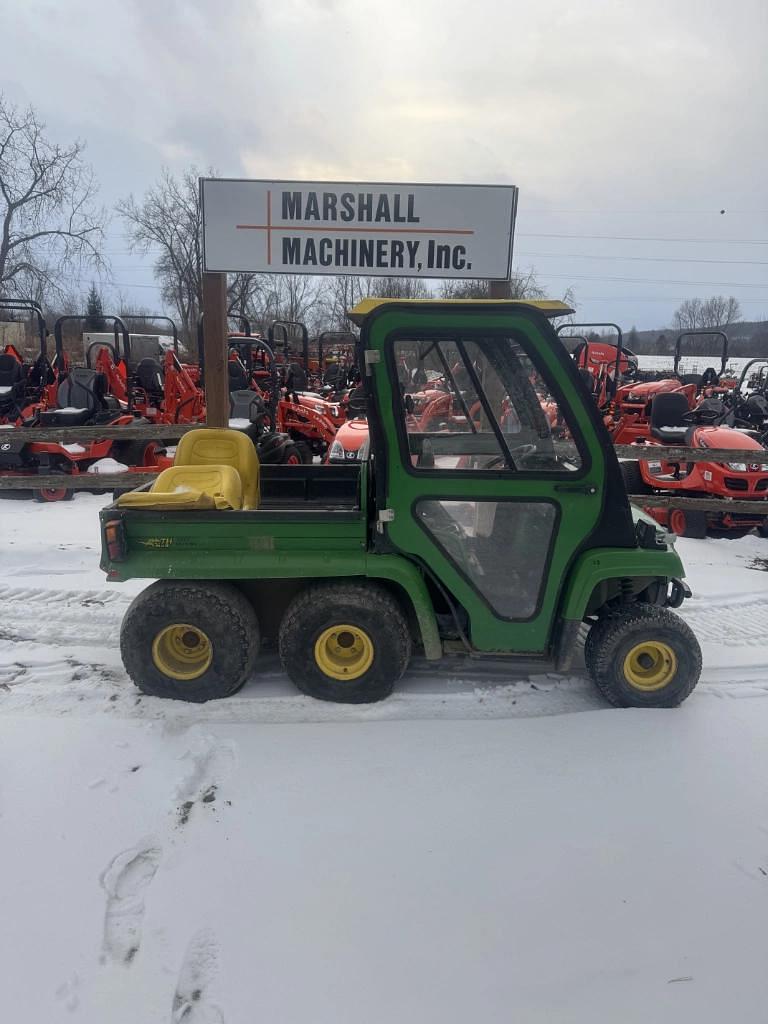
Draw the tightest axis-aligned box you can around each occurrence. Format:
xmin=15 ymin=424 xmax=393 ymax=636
xmin=366 ymin=306 xmax=608 ymax=654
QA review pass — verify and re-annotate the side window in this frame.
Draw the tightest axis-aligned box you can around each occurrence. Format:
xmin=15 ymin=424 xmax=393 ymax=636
xmin=417 ymin=500 xmax=557 ymax=618
xmin=393 ymin=337 xmax=582 ymax=472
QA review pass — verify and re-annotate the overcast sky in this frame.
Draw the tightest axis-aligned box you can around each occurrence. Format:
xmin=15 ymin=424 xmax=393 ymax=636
xmin=2 ymin=0 xmax=766 ymax=329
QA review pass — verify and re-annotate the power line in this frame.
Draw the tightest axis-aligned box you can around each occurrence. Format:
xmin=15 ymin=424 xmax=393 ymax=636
xmin=518 ymin=232 xmax=768 ymax=245
xmin=520 ymin=251 xmax=768 ymax=267
xmin=530 ymin=271 xmax=768 ymax=289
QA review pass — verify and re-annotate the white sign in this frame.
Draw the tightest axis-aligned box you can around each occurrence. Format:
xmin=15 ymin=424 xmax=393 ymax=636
xmin=201 ymin=179 xmax=517 ymax=279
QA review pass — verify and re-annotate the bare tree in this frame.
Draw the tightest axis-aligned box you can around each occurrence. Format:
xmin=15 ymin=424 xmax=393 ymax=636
xmin=0 ymin=95 xmax=105 ymax=301
xmin=438 ymin=268 xmax=546 ymax=300
xmin=701 ymin=295 xmax=741 ymax=327
xmin=117 ymin=168 xmax=204 ymax=345
xmin=673 ymin=295 xmax=741 ymax=331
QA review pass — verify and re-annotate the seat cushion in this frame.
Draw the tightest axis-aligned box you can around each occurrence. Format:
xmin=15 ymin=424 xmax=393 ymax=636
xmin=38 ymin=408 xmax=93 ymax=427
xmin=117 ymin=464 xmax=243 ymax=510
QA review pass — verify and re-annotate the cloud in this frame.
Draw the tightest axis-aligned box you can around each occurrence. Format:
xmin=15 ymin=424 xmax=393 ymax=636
xmin=1 ymin=0 xmax=766 ymax=325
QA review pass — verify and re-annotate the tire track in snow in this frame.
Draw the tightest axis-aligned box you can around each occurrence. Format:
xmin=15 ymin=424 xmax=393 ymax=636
xmin=0 ymin=584 xmax=127 ymax=648
xmin=680 ymin=593 xmax=768 ymax=647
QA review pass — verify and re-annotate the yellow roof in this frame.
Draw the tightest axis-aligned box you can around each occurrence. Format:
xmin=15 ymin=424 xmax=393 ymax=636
xmin=348 ymin=297 xmax=574 ymax=325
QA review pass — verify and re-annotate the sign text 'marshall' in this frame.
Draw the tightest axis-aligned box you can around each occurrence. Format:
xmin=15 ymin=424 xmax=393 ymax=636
xmin=281 ymin=191 xmax=420 ymax=224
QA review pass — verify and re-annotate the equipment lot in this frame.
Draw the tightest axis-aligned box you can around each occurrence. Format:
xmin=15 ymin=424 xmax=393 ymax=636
xmin=1 ymin=494 xmax=767 ymax=1022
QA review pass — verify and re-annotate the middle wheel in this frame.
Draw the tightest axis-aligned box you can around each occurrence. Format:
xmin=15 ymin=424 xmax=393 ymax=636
xmin=278 ymin=582 xmax=412 ymax=703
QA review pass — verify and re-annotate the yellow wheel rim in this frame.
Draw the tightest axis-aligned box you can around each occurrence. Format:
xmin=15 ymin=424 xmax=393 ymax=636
xmin=623 ymin=641 xmax=677 ymax=691
xmin=314 ymin=624 xmax=374 ymax=681
xmin=152 ymin=624 xmax=212 ymax=681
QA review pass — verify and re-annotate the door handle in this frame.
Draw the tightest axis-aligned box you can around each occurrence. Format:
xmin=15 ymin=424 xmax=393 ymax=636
xmin=554 ymin=484 xmax=598 ymax=495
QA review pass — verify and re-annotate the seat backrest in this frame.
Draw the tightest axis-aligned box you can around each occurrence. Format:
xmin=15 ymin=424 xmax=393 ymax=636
xmin=229 ymin=389 xmax=267 ymax=425
xmin=57 ymin=368 xmax=106 ymax=412
xmin=228 ymin=361 xmax=250 ymax=391
xmin=0 ymin=353 xmax=24 ymax=388
xmin=174 ymin=428 xmax=260 ymax=509
xmin=135 ymin=357 xmax=164 ymax=395
xmin=650 ymin=392 xmax=690 ymax=429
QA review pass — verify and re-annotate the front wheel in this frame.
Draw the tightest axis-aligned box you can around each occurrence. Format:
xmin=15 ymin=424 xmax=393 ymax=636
xmin=120 ymin=580 xmax=259 ymax=701
xmin=33 ymin=486 xmax=74 ymax=502
xmin=584 ymin=604 xmax=701 ymax=708
xmin=278 ymin=583 xmax=411 ymax=703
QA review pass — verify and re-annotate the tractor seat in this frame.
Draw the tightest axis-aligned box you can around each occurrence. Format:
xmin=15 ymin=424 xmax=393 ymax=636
xmin=175 ymin=427 xmax=260 ymax=509
xmin=229 ymin=389 xmax=266 ymax=443
xmin=117 ymin=465 xmax=243 ymax=511
xmin=0 ymin=353 xmax=25 ymax=389
xmin=649 ymin=392 xmax=691 ymax=443
xmin=38 ymin=407 xmax=94 ymax=427
xmin=135 ymin=357 xmax=165 ymax=395
xmin=228 ymin=361 xmax=250 ymax=391
xmin=578 ymin=368 xmax=595 ymax=394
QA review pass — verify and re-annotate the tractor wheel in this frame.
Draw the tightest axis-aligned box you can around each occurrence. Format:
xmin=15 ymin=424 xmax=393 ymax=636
xmin=120 ymin=580 xmax=259 ymax=702
xmin=279 ymin=582 xmax=411 ymax=703
xmin=668 ymin=508 xmax=707 ymax=539
xmin=33 ymin=486 xmax=74 ymax=503
xmin=115 ymin=439 xmax=162 ymax=468
xmin=293 ymin=441 xmax=313 ymax=464
xmin=620 ymin=460 xmax=650 ymax=495
xmin=282 ymin=443 xmax=305 ymax=466
xmin=584 ymin=604 xmax=701 ymax=708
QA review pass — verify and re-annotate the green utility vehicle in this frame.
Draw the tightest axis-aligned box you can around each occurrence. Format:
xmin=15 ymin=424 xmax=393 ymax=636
xmin=100 ymin=299 xmax=701 ymax=707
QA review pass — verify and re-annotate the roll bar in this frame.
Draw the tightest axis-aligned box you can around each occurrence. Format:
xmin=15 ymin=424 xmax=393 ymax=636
xmin=114 ymin=315 xmax=179 ymax=353
xmin=674 ymin=331 xmax=728 ymax=377
xmin=557 ymin=322 xmax=624 ymax=384
xmin=56 ymin=314 xmax=131 ymax=365
xmin=227 ymin=334 xmax=279 ymax=425
xmin=228 ymin=314 xmax=251 ymax=337
xmin=317 ymin=331 xmax=358 ymax=368
xmin=0 ymin=298 xmax=48 ymax=357
xmin=737 ymin=358 xmax=768 ymax=392
xmin=268 ymin=320 xmax=309 ymax=368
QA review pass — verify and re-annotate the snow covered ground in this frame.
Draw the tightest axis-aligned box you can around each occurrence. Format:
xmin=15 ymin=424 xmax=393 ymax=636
xmin=1 ymin=494 xmax=767 ymax=1022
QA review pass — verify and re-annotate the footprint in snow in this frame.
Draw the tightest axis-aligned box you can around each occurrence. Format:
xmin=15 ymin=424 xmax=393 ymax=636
xmin=171 ymin=929 xmax=224 ymax=1023
xmin=100 ymin=842 xmax=162 ymax=965
xmin=174 ymin=731 xmax=236 ymax=827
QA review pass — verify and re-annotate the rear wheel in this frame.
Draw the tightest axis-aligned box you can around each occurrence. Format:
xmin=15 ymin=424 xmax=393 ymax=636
xmin=282 ymin=443 xmax=304 ymax=466
xmin=115 ymin=439 xmax=162 ymax=468
xmin=279 ymin=583 xmax=411 ymax=703
xmin=620 ymin=460 xmax=650 ymax=495
xmin=668 ymin=507 xmax=707 ymax=538
xmin=584 ymin=604 xmax=701 ymax=708
xmin=120 ymin=580 xmax=259 ymax=702
xmin=707 ymin=527 xmax=753 ymax=540
xmin=33 ymin=486 xmax=73 ymax=502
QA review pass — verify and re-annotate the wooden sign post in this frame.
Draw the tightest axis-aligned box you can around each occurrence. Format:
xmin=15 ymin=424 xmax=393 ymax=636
xmin=201 ymin=271 xmax=229 ymax=428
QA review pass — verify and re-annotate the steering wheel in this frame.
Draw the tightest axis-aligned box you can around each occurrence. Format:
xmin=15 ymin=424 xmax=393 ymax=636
xmin=484 ymin=445 xmax=538 ymax=470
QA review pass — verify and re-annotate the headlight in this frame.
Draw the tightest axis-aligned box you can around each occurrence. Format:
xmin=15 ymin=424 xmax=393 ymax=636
xmin=329 ymin=440 xmax=344 ymax=460
xmin=727 ymin=462 xmax=747 ymax=472
xmin=626 ymin=394 xmax=644 ymax=403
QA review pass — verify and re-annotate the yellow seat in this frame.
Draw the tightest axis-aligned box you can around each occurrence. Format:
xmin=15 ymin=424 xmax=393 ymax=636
xmin=117 ymin=465 xmax=243 ymax=511
xmin=174 ymin=428 xmax=260 ymax=509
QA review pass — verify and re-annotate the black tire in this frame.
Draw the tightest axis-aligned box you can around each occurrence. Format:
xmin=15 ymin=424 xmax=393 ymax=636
xmin=120 ymin=580 xmax=259 ymax=702
xmin=282 ymin=443 xmax=306 ymax=466
xmin=757 ymin=521 xmax=768 ymax=538
xmin=114 ymin=438 xmax=162 ymax=468
xmin=667 ymin=508 xmax=707 ymax=539
xmin=584 ymin=604 xmax=701 ymax=708
xmin=278 ymin=582 xmax=411 ymax=703
xmin=33 ymin=486 xmax=74 ymax=502
xmin=293 ymin=441 xmax=313 ymax=464
xmin=620 ymin=460 xmax=651 ymax=495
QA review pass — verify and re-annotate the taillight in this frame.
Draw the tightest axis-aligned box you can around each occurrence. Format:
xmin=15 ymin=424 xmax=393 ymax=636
xmin=104 ymin=520 xmax=126 ymax=562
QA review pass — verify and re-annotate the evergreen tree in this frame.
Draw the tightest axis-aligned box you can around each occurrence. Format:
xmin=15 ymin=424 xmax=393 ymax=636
xmin=85 ymin=283 xmax=106 ymax=331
